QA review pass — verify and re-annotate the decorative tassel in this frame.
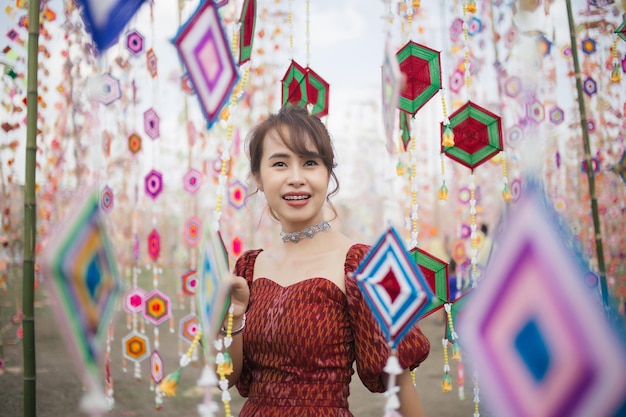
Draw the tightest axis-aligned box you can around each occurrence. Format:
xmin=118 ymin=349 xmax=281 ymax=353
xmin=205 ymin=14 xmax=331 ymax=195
xmin=158 ymin=367 xmax=182 ymax=397
xmin=457 ymin=359 xmax=466 ymax=401
xmin=438 ymin=183 xmax=449 ymax=200
xmin=452 ymin=342 xmax=461 ymax=360
xmin=611 ymin=62 xmax=621 ymax=83
xmin=442 ymin=372 xmax=453 ymax=392
xmin=502 ymin=183 xmax=513 ymax=202
xmin=466 ymin=0 xmax=477 ymax=13
xmin=442 ymin=124 xmax=455 ymax=147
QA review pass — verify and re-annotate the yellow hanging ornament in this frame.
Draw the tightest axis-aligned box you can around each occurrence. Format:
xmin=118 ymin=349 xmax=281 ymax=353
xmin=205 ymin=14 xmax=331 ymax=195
xmin=438 ymin=183 xmax=449 ymax=200
xmin=466 ymin=0 xmax=477 ymax=13
xmin=442 ymin=124 xmax=455 ymax=147
xmin=611 ymin=62 xmax=621 ymax=83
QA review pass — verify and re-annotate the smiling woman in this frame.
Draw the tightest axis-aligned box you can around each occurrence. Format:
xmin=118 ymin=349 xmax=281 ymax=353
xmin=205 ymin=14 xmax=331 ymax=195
xmin=219 ymin=105 xmax=431 ymax=417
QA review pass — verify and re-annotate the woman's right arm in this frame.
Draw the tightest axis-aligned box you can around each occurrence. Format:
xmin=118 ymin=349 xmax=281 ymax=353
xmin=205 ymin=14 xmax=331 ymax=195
xmin=221 ymin=274 xmax=249 ymax=387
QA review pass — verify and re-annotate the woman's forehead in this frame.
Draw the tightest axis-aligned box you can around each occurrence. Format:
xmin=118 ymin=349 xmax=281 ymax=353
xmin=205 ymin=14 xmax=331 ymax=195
xmin=266 ymin=126 xmax=317 ymax=152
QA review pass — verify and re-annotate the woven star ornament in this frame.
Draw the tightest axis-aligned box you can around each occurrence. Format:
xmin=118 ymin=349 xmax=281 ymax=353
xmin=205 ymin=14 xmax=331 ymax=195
xmin=173 ymin=0 xmax=239 ymax=128
xmin=354 ymin=227 xmax=435 ymax=349
xmin=40 ymin=186 xmax=123 ymax=415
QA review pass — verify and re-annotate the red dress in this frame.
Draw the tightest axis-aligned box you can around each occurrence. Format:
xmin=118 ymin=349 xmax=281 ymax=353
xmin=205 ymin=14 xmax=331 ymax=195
xmin=233 ymin=243 xmax=430 ymax=417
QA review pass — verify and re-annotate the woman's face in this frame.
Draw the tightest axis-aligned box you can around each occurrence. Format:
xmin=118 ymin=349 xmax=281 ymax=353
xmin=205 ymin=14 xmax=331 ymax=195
xmin=256 ymin=128 xmax=330 ymax=232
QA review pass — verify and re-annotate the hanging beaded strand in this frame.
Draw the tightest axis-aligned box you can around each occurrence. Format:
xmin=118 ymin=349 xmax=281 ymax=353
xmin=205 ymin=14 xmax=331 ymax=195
xmin=439 ymin=89 xmax=453 ymax=200
xmin=462 ymin=0 xmax=473 ymax=101
xmin=501 ymin=151 xmax=512 ymax=202
xmin=611 ymin=37 xmax=621 ymax=83
xmin=469 ymin=173 xmax=478 ymax=287
xmin=215 ymin=304 xmax=236 ymax=417
xmin=409 ymin=129 xmax=419 ymax=249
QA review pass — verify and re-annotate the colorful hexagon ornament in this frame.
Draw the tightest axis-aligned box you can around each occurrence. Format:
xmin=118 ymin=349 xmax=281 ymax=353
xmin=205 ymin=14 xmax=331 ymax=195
xmin=450 ymin=18 xmax=464 ymax=41
xmin=143 ymin=108 xmax=160 ymax=139
xmin=92 ymin=73 xmax=121 ymax=105
xmin=581 ymin=37 xmax=596 ymax=55
xmin=507 ymin=124 xmax=523 ymax=145
xmin=183 ymin=168 xmax=203 ymax=194
xmin=504 ymin=76 xmax=522 ymax=98
xmin=616 ymin=18 xmax=626 ymax=42
xmin=231 ymin=235 xmax=243 ymax=258
xmin=181 ymin=270 xmax=198 ymax=296
xmin=123 ymin=287 xmax=146 ymax=314
xmin=549 ymin=106 xmax=564 ymax=125
xmin=128 ymin=133 xmax=142 ymax=154
xmin=179 ymin=314 xmax=200 ymax=343
xmin=184 ymin=217 xmax=202 ymax=247
xmin=583 ymin=77 xmax=597 ymax=96
xmin=126 ymin=30 xmax=144 ymax=55
xmin=526 ymin=99 xmax=545 ymax=123
xmin=537 ymin=35 xmax=552 ymax=56
xmin=442 ymin=101 xmax=503 ymax=170
xmin=467 ymin=16 xmax=483 ymax=36
xmin=100 ymin=185 xmax=114 ymax=214
xmin=143 ymin=289 xmax=171 ymax=326
xmin=281 ymin=60 xmax=308 ymax=110
xmin=449 ymin=70 xmax=465 ymax=94
xmin=396 ymin=41 xmax=442 ymax=115
xmin=144 ymin=169 xmax=163 ymax=200
xmin=452 ymin=239 xmax=467 ymax=265
xmin=148 ymin=229 xmax=160 ymax=262
xmin=228 ymin=180 xmax=247 ymax=209
xmin=122 ymin=331 xmax=150 ymax=363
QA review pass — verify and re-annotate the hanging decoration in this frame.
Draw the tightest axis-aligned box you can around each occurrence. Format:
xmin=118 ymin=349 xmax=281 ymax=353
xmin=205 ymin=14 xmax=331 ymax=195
xmin=173 ymin=0 xmax=240 ymax=127
xmin=382 ymin=36 xmax=402 ymax=153
xmin=39 ymin=188 xmax=122 ymax=415
xmin=238 ymin=0 xmax=257 ymax=65
xmin=410 ymin=247 xmax=450 ymax=319
xmin=354 ymin=227 xmax=435 ymax=416
xmin=280 ymin=61 xmax=330 ymax=117
xmin=396 ymin=40 xmax=442 ymax=116
xmin=458 ymin=183 xmax=626 ymax=417
xmin=441 ymin=101 xmax=503 ymax=170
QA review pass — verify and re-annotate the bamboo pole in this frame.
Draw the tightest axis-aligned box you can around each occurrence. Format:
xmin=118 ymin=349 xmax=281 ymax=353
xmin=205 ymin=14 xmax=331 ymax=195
xmin=564 ymin=0 xmax=609 ymax=309
xmin=23 ymin=0 xmax=41 ymax=416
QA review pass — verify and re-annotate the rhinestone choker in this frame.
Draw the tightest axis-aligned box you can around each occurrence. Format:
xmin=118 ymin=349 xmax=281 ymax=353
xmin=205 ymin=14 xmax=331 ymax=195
xmin=280 ymin=220 xmax=331 ymax=243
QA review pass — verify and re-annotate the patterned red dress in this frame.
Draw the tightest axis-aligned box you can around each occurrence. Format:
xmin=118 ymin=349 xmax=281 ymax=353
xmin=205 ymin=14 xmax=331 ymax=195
xmin=233 ymin=243 xmax=431 ymax=417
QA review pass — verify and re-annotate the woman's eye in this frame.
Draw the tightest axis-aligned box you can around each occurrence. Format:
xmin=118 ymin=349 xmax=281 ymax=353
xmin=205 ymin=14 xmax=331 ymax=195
xmin=305 ymin=160 xmax=319 ymax=166
xmin=272 ymin=161 xmax=286 ymax=167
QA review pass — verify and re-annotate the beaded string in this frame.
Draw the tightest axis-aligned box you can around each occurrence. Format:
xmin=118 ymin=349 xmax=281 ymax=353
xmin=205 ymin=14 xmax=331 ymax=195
xmin=462 ymin=1 xmax=473 ymax=100
xmin=215 ymin=304 xmax=236 ymax=417
xmin=157 ymin=329 xmax=203 ymax=400
xmin=288 ymin=0 xmax=294 ymax=53
xmin=441 ymin=338 xmax=452 ymax=392
xmin=439 ymin=90 xmax=453 ymax=201
xmin=500 ymin=151 xmax=512 ymax=202
xmin=409 ymin=130 xmax=419 ymax=249
xmin=473 ymin=370 xmax=481 ymax=417
xmin=611 ymin=37 xmax=621 ymax=83
xmin=469 ymin=174 xmax=478 ymax=286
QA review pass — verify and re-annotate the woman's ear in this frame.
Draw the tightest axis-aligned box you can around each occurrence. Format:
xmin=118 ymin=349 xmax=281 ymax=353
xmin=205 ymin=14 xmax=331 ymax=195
xmin=253 ymin=174 xmax=263 ymax=192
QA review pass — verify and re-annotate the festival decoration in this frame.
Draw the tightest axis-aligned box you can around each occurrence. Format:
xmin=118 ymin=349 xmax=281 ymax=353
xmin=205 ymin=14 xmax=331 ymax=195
xmin=144 ymin=169 xmax=163 ymax=200
xmin=396 ymin=40 xmax=442 ymax=115
xmin=173 ymin=0 xmax=239 ymax=127
xmin=183 ymin=168 xmax=203 ymax=194
xmin=382 ymin=37 xmax=402 ymax=153
xmin=122 ymin=331 xmax=150 ymax=363
xmin=146 ymin=48 xmax=158 ymax=77
xmin=126 ymin=30 xmax=145 ymax=56
xmin=39 ymin=187 xmax=122 ymax=414
xmin=147 ymin=229 xmax=160 ymax=262
xmin=179 ymin=314 xmax=200 ymax=343
xmin=150 ymin=350 xmax=165 ymax=384
xmin=548 ymin=106 xmax=564 ymax=125
xmin=238 ymin=0 xmax=256 ymax=65
xmin=123 ymin=287 xmax=146 ymax=314
xmin=90 ymin=73 xmax=121 ymax=105
xmin=354 ymin=227 xmax=435 ymax=415
xmin=228 ymin=180 xmax=247 ymax=209
xmin=458 ymin=183 xmax=626 ymax=417
xmin=441 ymin=101 xmax=503 ymax=170
xmin=616 ymin=18 xmax=626 ymax=42
xmin=410 ymin=247 xmax=450 ymax=319
xmin=128 ymin=133 xmax=142 ymax=154
xmin=181 ymin=270 xmax=198 ymax=296
xmin=76 ymin=0 xmax=148 ymax=52
xmin=143 ymin=108 xmax=160 ymax=139
xmin=100 ymin=185 xmax=114 ymax=214
xmin=281 ymin=60 xmax=330 ymax=117
xmin=184 ymin=216 xmax=202 ymax=247
xmin=143 ymin=289 xmax=172 ymax=326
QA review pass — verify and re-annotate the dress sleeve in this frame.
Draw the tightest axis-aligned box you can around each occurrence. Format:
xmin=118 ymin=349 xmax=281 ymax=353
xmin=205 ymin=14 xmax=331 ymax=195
xmin=232 ymin=249 xmax=261 ymax=397
xmin=345 ymin=244 xmax=431 ymax=393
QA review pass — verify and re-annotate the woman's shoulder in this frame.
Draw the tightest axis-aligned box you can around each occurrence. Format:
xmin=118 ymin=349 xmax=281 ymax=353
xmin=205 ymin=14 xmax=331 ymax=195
xmin=344 ymin=242 xmax=371 ymax=273
xmin=233 ymin=249 xmax=264 ymax=280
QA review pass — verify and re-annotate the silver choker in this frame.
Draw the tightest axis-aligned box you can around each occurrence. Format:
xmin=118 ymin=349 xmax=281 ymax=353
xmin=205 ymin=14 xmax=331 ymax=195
xmin=280 ymin=221 xmax=331 ymax=243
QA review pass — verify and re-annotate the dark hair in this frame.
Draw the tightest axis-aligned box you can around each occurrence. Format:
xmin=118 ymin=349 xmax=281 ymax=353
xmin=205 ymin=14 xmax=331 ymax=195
xmin=246 ymin=105 xmax=340 ymax=217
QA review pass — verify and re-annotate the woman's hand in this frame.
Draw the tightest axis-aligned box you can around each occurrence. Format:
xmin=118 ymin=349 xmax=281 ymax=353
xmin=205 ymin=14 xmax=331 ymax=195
xmin=228 ymin=274 xmax=250 ymax=322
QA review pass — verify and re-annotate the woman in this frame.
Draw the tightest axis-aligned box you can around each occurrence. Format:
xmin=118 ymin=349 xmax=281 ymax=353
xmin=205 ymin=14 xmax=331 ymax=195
xmin=225 ymin=105 xmax=430 ymax=417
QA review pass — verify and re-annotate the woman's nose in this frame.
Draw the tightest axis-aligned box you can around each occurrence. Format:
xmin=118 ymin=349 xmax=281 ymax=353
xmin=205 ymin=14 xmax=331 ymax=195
xmin=287 ymin=166 xmax=305 ymax=185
